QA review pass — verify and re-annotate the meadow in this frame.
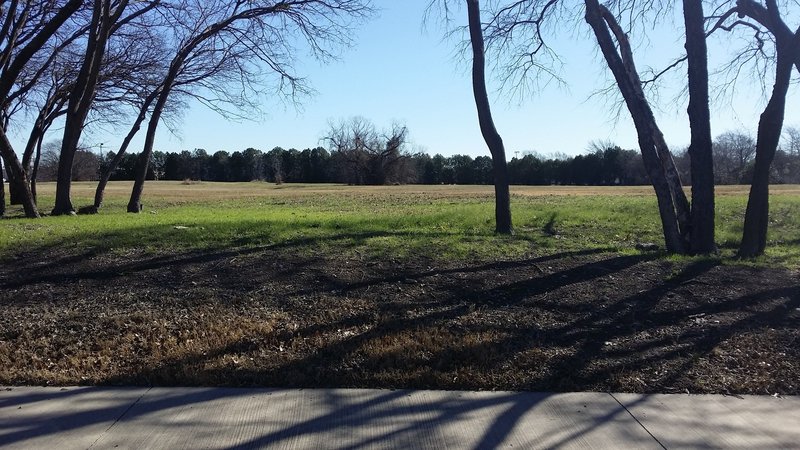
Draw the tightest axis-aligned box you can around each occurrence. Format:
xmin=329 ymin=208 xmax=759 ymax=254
xmin=0 ymin=182 xmax=798 ymax=394
xmin=3 ymin=182 xmax=800 ymax=263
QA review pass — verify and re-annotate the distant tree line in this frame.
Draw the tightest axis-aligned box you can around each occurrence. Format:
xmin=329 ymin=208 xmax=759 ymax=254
xmin=28 ymin=128 xmax=800 ymax=186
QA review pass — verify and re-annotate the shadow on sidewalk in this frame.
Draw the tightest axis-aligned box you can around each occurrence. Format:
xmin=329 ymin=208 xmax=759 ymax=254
xmin=1 ymin=387 xmax=657 ymax=448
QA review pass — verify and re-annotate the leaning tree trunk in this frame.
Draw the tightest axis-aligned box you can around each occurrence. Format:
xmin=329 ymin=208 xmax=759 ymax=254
xmin=739 ymin=46 xmax=794 ymax=256
xmin=637 ymin=127 xmax=688 ymax=253
xmin=0 ymin=129 xmax=39 ymax=218
xmin=467 ymin=0 xmax=512 ymax=234
xmin=0 ymin=155 xmax=5 ymax=217
xmin=584 ymin=0 xmax=687 ymax=253
xmin=21 ymin=107 xmax=49 ymax=205
xmin=128 ymin=89 xmax=170 ymax=213
xmin=683 ymin=0 xmax=716 ymax=254
xmin=94 ymin=162 xmax=116 ymax=211
xmin=31 ymin=136 xmax=43 ymax=204
xmin=24 ymin=93 xmax=67 ymax=207
xmin=95 ymin=100 xmax=150 ymax=209
xmin=654 ymin=130 xmax=691 ymax=239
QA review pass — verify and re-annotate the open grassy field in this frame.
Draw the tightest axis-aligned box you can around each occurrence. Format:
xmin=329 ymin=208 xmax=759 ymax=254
xmin=1 ymin=182 xmax=798 ymax=394
xmin=3 ymin=182 xmax=800 ymax=262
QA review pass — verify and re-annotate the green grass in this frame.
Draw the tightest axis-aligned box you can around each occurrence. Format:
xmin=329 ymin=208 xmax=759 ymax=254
xmin=2 ymin=182 xmax=799 ymax=265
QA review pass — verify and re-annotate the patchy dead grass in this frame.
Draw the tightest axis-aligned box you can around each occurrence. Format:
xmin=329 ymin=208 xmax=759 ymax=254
xmin=1 ymin=246 xmax=797 ymax=394
xmin=1 ymin=182 xmax=798 ymax=392
xmin=29 ymin=181 xmax=799 ymax=204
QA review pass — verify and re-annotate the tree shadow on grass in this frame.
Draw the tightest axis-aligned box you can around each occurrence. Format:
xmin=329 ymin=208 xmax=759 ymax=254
xmin=2 ymin=232 xmax=798 ymax=393
xmin=0 ymin=227 xmax=476 ymax=291
xmin=83 ymin=251 xmax=798 ymax=394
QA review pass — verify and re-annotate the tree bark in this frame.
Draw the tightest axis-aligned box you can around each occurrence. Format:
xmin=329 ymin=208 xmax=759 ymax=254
xmin=584 ymin=0 xmax=687 ymax=253
xmin=0 ymin=128 xmax=39 ymax=217
xmin=466 ymin=0 xmax=512 ymax=234
xmin=7 ymin=169 xmax=21 ymax=204
xmin=52 ymin=121 xmax=80 ymax=214
xmin=683 ymin=0 xmax=716 ymax=254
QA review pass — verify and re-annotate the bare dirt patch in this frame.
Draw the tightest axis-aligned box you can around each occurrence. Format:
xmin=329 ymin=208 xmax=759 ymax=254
xmin=1 ymin=246 xmax=798 ymax=394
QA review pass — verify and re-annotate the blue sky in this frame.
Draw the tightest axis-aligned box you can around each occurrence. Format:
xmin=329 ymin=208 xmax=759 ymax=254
xmin=13 ymin=2 xmax=800 ymax=159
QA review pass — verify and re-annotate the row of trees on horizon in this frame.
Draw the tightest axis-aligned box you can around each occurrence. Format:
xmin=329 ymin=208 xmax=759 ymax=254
xmin=28 ymin=127 xmax=800 ymax=187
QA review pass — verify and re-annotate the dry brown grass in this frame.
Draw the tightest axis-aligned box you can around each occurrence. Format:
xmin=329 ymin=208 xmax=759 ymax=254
xmin=1 ymin=246 xmax=798 ymax=394
xmin=33 ymin=181 xmax=796 ymax=203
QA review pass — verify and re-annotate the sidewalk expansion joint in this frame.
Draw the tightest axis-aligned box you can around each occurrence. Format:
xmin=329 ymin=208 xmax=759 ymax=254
xmin=610 ymin=393 xmax=667 ymax=450
xmin=88 ymin=387 xmax=152 ymax=449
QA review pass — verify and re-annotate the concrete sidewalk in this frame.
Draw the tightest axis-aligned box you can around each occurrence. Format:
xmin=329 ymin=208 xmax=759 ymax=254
xmin=0 ymin=387 xmax=797 ymax=449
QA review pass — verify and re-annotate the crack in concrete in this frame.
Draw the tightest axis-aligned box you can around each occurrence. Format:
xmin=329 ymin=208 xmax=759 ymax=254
xmin=88 ymin=387 xmax=151 ymax=449
xmin=610 ymin=393 xmax=667 ymax=450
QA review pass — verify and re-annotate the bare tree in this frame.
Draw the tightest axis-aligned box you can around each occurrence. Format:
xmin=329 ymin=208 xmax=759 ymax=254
xmin=34 ymin=140 xmax=63 ymax=182
xmin=6 ymin=77 xmax=69 ymax=205
xmin=19 ymin=59 xmax=76 ymax=204
xmin=324 ymin=117 xmax=412 ymax=185
xmin=426 ymin=0 xmax=514 ymax=233
xmin=438 ymin=0 xmax=714 ymax=250
xmin=467 ymin=0 xmax=512 ymax=234
xmin=0 ymin=0 xmax=84 ymax=218
xmin=584 ymin=0 xmax=690 ymax=253
xmin=3 ymin=4 xmax=97 ymax=207
xmin=729 ymin=0 xmax=800 ymax=257
xmin=325 ymin=117 xmax=373 ymax=185
xmin=92 ymin=19 xmax=172 ymax=211
xmin=126 ymin=0 xmax=373 ymax=213
xmin=52 ymin=0 xmax=161 ymax=215
xmin=713 ymin=131 xmax=756 ymax=183
xmin=783 ymin=126 xmax=800 ymax=155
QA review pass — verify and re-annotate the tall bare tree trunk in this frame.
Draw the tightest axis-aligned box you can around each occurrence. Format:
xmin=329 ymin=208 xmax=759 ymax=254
xmin=683 ymin=0 xmax=716 ymax=254
xmin=739 ymin=48 xmax=795 ymax=256
xmin=466 ymin=0 xmax=512 ymax=234
xmin=584 ymin=0 xmax=687 ymax=253
xmin=53 ymin=0 xmax=127 ymax=215
xmin=128 ymin=91 xmax=169 ymax=213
